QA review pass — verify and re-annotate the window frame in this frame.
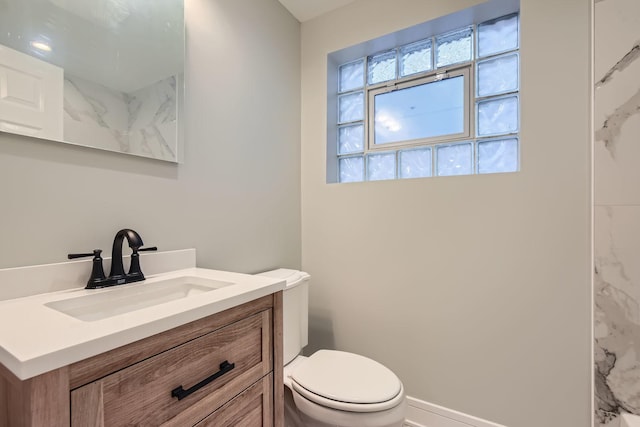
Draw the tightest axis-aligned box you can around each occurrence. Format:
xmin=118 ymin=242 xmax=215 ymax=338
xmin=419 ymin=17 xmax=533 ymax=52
xmin=366 ymin=64 xmax=473 ymax=152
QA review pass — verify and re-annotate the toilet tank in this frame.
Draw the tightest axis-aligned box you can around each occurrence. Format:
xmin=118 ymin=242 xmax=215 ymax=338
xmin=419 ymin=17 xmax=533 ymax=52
xmin=257 ymin=269 xmax=310 ymax=365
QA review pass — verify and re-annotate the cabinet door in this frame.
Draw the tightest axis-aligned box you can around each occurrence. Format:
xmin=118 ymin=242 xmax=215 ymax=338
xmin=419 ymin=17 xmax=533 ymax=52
xmin=71 ymin=310 xmax=272 ymax=427
xmin=195 ymin=374 xmax=273 ymax=427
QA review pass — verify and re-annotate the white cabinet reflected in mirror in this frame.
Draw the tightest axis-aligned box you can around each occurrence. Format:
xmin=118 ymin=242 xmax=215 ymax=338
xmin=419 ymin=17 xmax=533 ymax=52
xmin=0 ymin=0 xmax=184 ymax=162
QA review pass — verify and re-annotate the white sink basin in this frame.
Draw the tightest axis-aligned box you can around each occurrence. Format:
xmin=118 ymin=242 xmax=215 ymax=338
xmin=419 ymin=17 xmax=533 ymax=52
xmin=45 ymin=276 xmax=232 ymax=321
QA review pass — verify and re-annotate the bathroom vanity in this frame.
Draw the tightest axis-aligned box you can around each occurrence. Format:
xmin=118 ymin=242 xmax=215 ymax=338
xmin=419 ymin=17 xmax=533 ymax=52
xmin=0 ymin=251 xmax=285 ymax=426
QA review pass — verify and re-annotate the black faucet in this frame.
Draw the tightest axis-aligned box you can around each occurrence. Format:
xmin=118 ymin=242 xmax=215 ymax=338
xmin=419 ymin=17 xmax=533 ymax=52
xmin=68 ymin=229 xmax=157 ymax=289
xmin=109 ymin=229 xmax=144 ymax=284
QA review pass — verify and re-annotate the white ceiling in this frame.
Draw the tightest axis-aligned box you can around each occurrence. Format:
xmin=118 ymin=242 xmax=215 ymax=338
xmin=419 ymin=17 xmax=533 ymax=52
xmin=278 ymin=0 xmax=357 ymax=22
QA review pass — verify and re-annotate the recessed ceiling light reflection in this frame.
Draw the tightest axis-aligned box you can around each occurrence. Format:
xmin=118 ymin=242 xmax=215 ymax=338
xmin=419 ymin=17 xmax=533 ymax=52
xmin=30 ymin=41 xmax=52 ymax=52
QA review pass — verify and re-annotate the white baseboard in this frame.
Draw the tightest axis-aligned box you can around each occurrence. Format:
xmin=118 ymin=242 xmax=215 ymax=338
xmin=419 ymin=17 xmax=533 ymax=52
xmin=404 ymin=396 xmax=507 ymax=427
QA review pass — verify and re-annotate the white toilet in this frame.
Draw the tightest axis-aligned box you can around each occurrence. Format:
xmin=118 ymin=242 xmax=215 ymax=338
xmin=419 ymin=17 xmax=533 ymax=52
xmin=258 ymin=269 xmax=406 ymax=427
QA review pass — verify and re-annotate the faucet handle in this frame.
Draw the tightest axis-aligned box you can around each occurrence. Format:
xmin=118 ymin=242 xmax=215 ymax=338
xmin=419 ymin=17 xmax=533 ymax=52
xmin=68 ymin=249 xmax=103 ymax=259
xmin=126 ymin=246 xmax=157 ymax=282
xmin=67 ymin=249 xmax=107 ymax=288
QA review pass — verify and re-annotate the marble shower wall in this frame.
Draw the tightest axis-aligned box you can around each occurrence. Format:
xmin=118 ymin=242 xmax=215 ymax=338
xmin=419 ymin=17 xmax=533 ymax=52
xmin=63 ymin=75 xmax=178 ymax=161
xmin=594 ymin=0 xmax=640 ymax=425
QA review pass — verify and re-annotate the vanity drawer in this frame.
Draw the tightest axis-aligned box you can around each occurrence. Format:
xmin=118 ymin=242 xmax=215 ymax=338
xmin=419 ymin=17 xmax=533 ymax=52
xmin=195 ymin=374 xmax=273 ymax=427
xmin=71 ymin=310 xmax=272 ymax=427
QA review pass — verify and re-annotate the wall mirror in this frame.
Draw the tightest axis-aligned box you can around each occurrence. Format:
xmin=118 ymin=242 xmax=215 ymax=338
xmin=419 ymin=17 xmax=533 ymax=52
xmin=0 ymin=0 xmax=184 ymax=162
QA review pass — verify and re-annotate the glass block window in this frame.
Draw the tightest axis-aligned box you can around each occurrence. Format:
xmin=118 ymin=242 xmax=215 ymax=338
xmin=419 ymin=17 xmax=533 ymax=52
xmin=338 ymin=124 xmax=364 ymax=155
xmin=368 ymin=50 xmax=397 ymax=84
xmin=477 ymin=53 xmax=519 ymax=97
xmin=339 ymin=59 xmax=365 ymax=92
xmin=400 ymin=40 xmax=432 ymax=77
xmin=367 ymin=152 xmax=396 ymax=181
xmin=339 ymin=156 xmax=364 ymax=183
xmin=436 ymin=27 xmax=473 ymax=68
xmin=338 ymin=92 xmax=364 ymax=123
xmin=477 ymin=95 xmax=519 ymax=136
xmin=477 ymin=14 xmax=519 ymax=58
xmin=477 ymin=138 xmax=518 ymax=173
xmin=333 ymin=13 xmax=519 ymax=183
xmin=437 ymin=142 xmax=473 ymax=176
xmin=399 ymin=147 xmax=432 ymax=179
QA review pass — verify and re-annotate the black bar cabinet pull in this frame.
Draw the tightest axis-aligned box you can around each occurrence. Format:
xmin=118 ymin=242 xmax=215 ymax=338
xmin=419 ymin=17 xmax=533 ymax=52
xmin=171 ymin=361 xmax=235 ymax=401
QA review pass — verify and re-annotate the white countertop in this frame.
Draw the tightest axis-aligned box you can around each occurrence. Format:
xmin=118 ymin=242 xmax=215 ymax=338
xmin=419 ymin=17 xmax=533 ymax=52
xmin=0 ymin=267 xmax=285 ymax=380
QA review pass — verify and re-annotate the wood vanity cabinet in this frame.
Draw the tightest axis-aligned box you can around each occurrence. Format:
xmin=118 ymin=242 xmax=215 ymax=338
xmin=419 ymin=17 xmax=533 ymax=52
xmin=0 ymin=292 xmax=284 ymax=427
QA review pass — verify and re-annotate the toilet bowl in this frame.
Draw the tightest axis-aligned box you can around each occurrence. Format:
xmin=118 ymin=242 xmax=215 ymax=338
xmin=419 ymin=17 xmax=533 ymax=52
xmin=257 ymin=269 xmax=406 ymax=427
xmin=285 ymin=352 xmax=406 ymax=427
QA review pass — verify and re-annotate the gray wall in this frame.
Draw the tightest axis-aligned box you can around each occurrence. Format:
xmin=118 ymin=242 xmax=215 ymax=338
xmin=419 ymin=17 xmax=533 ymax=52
xmin=0 ymin=0 xmax=301 ymax=273
xmin=300 ymin=1 xmax=592 ymax=426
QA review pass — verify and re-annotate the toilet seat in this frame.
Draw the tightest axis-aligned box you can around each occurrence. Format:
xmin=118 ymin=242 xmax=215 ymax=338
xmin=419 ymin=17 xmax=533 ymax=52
xmin=290 ymin=350 xmax=404 ymax=413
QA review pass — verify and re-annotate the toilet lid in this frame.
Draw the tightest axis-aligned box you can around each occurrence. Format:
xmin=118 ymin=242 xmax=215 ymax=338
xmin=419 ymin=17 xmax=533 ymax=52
xmin=290 ymin=350 xmax=403 ymax=411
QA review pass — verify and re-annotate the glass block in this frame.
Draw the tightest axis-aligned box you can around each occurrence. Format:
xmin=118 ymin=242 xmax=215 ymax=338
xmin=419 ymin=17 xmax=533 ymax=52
xmin=338 ymin=91 xmax=364 ymax=123
xmin=373 ymin=76 xmax=464 ymax=145
xmin=478 ymin=138 xmax=518 ymax=174
xmin=368 ymin=50 xmax=397 ymax=84
xmin=338 ymin=124 xmax=364 ymax=155
xmin=436 ymin=143 xmax=473 ymax=176
xmin=477 ymin=96 xmax=518 ymax=136
xmin=400 ymin=39 xmax=432 ymax=77
xmin=478 ymin=14 xmax=519 ymax=58
xmin=436 ymin=27 xmax=472 ymax=68
xmin=367 ymin=152 xmax=396 ymax=181
xmin=339 ymin=59 xmax=365 ymax=92
xmin=477 ymin=53 xmax=519 ymax=97
xmin=399 ymin=147 xmax=432 ymax=179
xmin=339 ymin=156 xmax=364 ymax=183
